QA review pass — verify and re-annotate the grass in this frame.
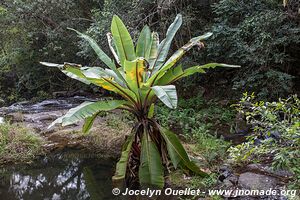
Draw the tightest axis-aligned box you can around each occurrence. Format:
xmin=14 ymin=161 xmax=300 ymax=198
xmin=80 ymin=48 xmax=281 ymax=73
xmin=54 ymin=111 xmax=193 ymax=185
xmin=0 ymin=122 xmax=44 ymax=165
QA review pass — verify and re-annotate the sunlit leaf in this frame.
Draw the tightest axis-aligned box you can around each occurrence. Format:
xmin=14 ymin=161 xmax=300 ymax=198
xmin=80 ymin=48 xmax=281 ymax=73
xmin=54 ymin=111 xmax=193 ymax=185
xmin=49 ymin=100 xmax=126 ymax=128
xmin=111 ymin=15 xmax=136 ymax=65
xmin=151 ymin=85 xmax=177 ymax=109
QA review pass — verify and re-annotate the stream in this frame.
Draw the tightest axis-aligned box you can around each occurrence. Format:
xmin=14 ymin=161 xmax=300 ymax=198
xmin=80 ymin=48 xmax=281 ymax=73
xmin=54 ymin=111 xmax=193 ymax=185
xmin=0 ymin=97 xmax=124 ymax=200
xmin=0 ymin=151 xmax=119 ymax=200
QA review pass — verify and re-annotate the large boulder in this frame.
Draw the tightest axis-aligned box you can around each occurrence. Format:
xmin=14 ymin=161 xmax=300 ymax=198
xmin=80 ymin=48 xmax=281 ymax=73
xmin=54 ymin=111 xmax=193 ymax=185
xmin=238 ymin=172 xmax=279 ymax=190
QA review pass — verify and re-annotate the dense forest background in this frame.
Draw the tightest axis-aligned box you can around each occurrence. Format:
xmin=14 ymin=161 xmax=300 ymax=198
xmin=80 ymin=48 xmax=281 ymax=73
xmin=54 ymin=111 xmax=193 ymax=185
xmin=0 ymin=0 xmax=299 ymax=105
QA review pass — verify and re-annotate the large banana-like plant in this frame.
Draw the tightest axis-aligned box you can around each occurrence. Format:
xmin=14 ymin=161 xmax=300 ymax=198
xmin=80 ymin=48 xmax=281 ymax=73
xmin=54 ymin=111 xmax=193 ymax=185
xmin=41 ymin=14 xmax=239 ymax=189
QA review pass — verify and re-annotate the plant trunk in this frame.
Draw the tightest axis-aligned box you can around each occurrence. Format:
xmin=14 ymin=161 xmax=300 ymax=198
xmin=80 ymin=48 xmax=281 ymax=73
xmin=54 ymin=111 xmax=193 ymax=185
xmin=125 ymin=118 xmax=168 ymax=189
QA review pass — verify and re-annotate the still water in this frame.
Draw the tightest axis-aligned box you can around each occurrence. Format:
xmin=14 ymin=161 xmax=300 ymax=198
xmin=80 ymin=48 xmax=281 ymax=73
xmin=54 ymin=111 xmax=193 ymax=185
xmin=0 ymin=151 xmax=120 ymax=200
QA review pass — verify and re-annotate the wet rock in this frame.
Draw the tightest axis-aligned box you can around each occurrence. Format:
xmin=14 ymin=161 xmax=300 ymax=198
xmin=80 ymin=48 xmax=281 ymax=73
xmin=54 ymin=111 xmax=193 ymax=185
xmin=238 ymin=172 xmax=279 ymax=190
xmin=246 ymin=164 xmax=294 ymax=179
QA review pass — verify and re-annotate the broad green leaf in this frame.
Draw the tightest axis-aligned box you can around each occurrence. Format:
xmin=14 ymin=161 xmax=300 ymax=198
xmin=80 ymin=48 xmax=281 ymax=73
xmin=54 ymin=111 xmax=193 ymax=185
xmin=159 ymin=126 xmax=207 ymax=176
xmin=151 ymin=85 xmax=178 ymax=109
xmin=156 ymin=64 xmax=183 ymax=85
xmin=82 ymin=112 xmax=100 ymax=134
xmin=63 ymin=63 xmax=92 ymax=84
xmin=180 ymin=63 xmax=240 ymax=79
xmin=147 ymin=32 xmax=213 ymax=86
xmin=124 ymin=58 xmax=146 ymax=94
xmin=49 ymin=100 xmax=126 ymax=128
xmin=147 ymin=32 xmax=159 ymax=69
xmin=139 ymin=132 xmax=164 ymax=188
xmin=150 ymin=14 xmax=182 ymax=75
xmin=113 ymin=135 xmax=134 ymax=181
xmin=156 ymin=62 xmax=240 ymax=85
xmin=147 ymin=103 xmax=155 ymax=118
xmin=157 ymin=32 xmax=212 ymax=79
xmin=86 ymin=77 xmax=138 ymax=103
xmin=136 ymin=26 xmax=151 ymax=58
xmin=40 ymin=62 xmax=91 ymax=85
xmin=111 ymin=15 xmax=136 ymax=65
xmin=67 ymin=65 xmax=136 ymax=102
xmin=81 ymin=67 xmax=126 ymax=87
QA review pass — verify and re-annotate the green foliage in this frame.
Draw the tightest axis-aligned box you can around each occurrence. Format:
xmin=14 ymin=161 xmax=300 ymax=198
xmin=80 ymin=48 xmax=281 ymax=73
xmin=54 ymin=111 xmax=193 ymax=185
xmin=228 ymin=93 xmax=300 ymax=188
xmin=156 ymin=95 xmax=233 ymax=167
xmin=0 ymin=0 xmax=98 ymax=104
xmin=42 ymin=14 xmax=237 ymax=188
xmin=205 ymin=0 xmax=300 ymax=99
xmin=192 ymin=128 xmax=230 ymax=168
xmin=156 ymin=95 xmax=236 ymax=136
xmin=0 ymin=122 xmax=43 ymax=165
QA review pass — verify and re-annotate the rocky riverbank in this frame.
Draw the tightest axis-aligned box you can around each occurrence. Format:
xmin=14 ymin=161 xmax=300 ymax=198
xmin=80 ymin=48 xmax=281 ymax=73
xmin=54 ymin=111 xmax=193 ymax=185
xmin=0 ymin=97 xmax=131 ymax=163
xmin=0 ymin=97 xmax=298 ymax=199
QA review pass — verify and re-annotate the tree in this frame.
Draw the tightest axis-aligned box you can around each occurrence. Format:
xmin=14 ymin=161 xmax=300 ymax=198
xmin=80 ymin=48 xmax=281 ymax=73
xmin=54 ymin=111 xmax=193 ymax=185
xmin=41 ymin=14 xmax=239 ymax=188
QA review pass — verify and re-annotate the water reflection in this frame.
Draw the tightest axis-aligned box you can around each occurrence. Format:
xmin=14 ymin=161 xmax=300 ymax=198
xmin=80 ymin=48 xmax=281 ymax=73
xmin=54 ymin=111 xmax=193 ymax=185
xmin=0 ymin=152 xmax=119 ymax=200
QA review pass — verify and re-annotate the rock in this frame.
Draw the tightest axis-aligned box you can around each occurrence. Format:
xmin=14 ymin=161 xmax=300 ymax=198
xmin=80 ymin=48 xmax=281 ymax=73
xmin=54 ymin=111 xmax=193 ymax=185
xmin=238 ymin=172 xmax=279 ymax=190
xmin=219 ymin=165 xmax=232 ymax=181
xmin=227 ymin=174 xmax=238 ymax=185
xmin=234 ymin=112 xmax=251 ymax=134
xmin=246 ymin=164 xmax=294 ymax=179
xmin=223 ymin=179 xmax=234 ymax=187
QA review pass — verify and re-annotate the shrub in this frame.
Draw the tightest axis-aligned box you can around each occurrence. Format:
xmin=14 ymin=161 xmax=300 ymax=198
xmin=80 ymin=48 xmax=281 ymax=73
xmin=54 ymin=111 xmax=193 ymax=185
xmin=228 ymin=93 xmax=300 ymax=188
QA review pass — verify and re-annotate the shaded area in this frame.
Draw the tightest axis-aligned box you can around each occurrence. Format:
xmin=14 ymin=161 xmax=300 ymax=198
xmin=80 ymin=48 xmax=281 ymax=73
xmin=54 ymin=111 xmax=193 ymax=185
xmin=0 ymin=151 xmax=119 ymax=200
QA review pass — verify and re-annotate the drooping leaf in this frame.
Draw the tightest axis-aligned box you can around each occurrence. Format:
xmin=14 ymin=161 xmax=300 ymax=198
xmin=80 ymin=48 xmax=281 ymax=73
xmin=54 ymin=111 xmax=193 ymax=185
xmin=156 ymin=64 xmax=183 ymax=85
xmin=156 ymin=62 xmax=240 ymax=85
xmin=147 ymin=32 xmax=213 ymax=86
xmin=68 ymin=28 xmax=126 ymax=85
xmin=40 ymin=62 xmax=63 ymax=68
xmin=63 ymin=63 xmax=92 ymax=84
xmin=159 ymin=126 xmax=207 ymax=177
xmin=68 ymin=28 xmax=115 ymax=70
xmin=49 ymin=100 xmax=126 ymax=128
xmin=136 ymin=26 xmax=151 ymax=58
xmin=87 ymin=77 xmax=138 ymax=103
xmin=149 ymin=14 xmax=182 ymax=75
xmin=151 ymin=85 xmax=178 ymax=109
xmin=81 ymin=67 xmax=126 ymax=87
xmin=40 ymin=62 xmax=91 ymax=85
xmin=111 ymin=15 xmax=136 ymax=65
xmin=139 ymin=132 xmax=164 ymax=188
xmin=82 ymin=112 xmax=100 ymax=134
xmin=113 ymin=135 xmax=134 ymax=181
xmin=180 ymin=63 xmax=240 ymax=79
xmin=156 ymin=32 xmax=212 ymax=80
